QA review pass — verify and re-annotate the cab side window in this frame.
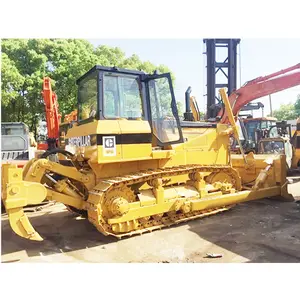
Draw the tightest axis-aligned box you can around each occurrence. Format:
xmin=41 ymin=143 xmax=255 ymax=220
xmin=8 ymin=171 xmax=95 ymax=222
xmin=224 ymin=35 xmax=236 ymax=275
xmin=78 ymin=72 xmax=98 ymax=121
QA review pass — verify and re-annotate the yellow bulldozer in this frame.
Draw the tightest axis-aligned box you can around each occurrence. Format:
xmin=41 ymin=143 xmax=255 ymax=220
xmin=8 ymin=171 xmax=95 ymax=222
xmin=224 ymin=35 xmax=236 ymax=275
xmin=256 ymin=119 xmax=300 ymax=171
xmin=1 ymin=66 xmax=293 ymax=241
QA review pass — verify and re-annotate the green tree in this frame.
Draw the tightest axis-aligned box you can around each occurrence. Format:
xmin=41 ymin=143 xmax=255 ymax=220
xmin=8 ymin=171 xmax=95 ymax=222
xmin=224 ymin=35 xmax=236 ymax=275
xmin=1 ymin=53 xmax=25 ymax=109
xmin=272 ymin=103 xmax=297 ymax=121
xmin=294 ymin=94 xmax=300 ymax=117
xmin=1 ymin=39 xmax=179 ymax=137
xmin=1 ymin=39 xmax=48 ymax=134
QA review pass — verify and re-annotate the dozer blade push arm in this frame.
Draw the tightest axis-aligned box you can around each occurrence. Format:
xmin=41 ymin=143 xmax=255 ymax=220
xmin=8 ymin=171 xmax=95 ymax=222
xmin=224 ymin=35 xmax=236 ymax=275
xmin=219 ymin=88 xmax=248 ymax=164
xmin=1 ymin=164 xmax=47 ymax=241
xmin=2 ymin=159 xmax=88 ymax=241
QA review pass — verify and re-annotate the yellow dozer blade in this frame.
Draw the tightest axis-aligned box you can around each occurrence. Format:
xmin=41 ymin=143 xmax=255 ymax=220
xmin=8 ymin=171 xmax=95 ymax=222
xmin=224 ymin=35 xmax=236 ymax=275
xmin=1 ymin=163 xmax=47 ymax=241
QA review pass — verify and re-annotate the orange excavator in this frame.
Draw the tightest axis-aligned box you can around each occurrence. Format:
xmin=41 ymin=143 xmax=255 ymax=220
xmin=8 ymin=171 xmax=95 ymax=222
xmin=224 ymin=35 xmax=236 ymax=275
xmin=38 ymin=78 xmax=77 ymax=152
xmin=37 ymin=78 xmax=61 ymax=151
xmin=215 ymin=63 xmax=300 ymax=152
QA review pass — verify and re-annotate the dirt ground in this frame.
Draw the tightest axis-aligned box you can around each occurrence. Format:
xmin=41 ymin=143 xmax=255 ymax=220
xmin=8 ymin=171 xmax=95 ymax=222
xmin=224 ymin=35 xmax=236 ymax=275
xmin=2 ymin=175 xmax=300 ymax=263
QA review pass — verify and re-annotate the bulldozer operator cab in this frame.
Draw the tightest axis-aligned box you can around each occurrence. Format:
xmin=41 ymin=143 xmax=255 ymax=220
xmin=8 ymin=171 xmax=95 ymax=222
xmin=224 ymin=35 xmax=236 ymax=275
xmin=243 ymin=118 xmax=278 ymax=143
xmin=258 ymin=140 xmax=285 ymax=154
xmin=258 ymin=138 xmax=293 ymax=168
xmin=74 ymin=66 xmax=183 ymax=153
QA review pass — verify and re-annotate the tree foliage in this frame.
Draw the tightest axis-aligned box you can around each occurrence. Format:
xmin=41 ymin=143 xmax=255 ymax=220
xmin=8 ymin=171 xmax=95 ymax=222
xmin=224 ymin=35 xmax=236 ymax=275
xmin=294 ymin=94 xmax=300 ymax=116
xmin=1 ymin=39 xmax=180 ymax=137
xmin=272 ymin=103 xmax=298 ymax=120
xmin=272 ymin=95 xmax=300 ymax=121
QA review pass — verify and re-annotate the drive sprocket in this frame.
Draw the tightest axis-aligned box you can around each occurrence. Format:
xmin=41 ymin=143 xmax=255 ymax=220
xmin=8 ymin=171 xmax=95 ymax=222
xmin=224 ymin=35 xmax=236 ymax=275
xmin=102 ymin=186 xmax=136 ymax=219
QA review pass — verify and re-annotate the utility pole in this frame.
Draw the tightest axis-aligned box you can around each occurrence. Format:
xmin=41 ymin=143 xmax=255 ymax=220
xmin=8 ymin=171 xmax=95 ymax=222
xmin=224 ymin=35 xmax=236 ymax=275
xmin=269 ymin=94 xmax=273 ymax=117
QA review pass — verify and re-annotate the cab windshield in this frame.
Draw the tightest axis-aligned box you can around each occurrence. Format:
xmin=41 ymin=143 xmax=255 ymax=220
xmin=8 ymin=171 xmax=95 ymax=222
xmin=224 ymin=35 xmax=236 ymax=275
xmin=103 ymin=73 xmax=143 ymax=119
xmin=1 ymin=124 xmax=28 ymax=135
xmin=244 ymin=120 xmax=278 ymax=141
xmin=259 ymin=140 xmax=285 ymax=154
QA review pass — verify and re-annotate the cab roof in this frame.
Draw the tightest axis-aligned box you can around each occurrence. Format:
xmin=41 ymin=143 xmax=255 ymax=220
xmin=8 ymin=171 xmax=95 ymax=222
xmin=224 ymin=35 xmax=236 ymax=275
xmin=76 ymin=65 xmax=147 ymax=84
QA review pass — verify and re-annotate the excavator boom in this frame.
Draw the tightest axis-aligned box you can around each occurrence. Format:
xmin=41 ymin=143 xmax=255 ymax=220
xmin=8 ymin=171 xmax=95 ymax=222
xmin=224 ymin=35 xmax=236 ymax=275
xmin=219 ymin=63 xmax=300 ymax=123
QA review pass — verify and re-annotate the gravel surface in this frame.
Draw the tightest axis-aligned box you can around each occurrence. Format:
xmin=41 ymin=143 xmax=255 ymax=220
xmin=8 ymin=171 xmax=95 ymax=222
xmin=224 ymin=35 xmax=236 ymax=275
xmin=2 ymin=178 xmax=300 ymax=263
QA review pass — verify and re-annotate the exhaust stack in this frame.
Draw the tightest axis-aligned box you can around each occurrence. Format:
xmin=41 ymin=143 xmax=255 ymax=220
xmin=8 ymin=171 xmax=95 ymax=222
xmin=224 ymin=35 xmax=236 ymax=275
xmin=184 ymin=86 xmax=194 ymax=121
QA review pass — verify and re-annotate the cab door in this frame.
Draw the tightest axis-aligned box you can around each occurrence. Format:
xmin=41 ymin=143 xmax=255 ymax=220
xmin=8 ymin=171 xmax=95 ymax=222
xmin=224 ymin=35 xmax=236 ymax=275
xmin=144 ymin=73 xmax=184 ymax=147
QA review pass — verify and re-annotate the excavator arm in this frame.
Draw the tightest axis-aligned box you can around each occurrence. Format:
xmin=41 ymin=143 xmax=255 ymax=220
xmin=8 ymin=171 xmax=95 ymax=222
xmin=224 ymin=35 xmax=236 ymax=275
xmin=41 ymin=77 xmax=62 ymax=149
xmin=219 ymin=63 xmax=300 ymax=124
xmin=39 ymin=77 xmax=77 ymax=150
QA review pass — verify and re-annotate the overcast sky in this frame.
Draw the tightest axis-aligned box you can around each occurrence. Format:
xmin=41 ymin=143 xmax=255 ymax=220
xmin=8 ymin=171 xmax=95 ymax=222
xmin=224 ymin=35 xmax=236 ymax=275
xmin=89 ymin=39 xmax=300 ymax=118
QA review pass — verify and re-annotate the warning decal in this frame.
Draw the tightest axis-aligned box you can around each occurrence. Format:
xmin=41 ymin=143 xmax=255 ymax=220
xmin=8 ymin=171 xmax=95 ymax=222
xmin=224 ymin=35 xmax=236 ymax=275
xmin=102 ymin=136 xmax=116 ymax=156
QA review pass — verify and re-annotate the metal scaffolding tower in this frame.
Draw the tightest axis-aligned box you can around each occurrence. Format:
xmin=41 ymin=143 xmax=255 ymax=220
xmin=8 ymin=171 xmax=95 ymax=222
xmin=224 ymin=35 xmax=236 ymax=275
xmin=203 ymin=38 xmax=241 ymax=119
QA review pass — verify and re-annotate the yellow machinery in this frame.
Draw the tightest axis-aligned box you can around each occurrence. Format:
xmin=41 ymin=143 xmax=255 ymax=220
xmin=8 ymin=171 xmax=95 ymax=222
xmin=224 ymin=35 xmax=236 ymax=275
xmin=189 ymin=96 xmax=201 ymax=121
xmin=256 ymin=118 xmax=300 ymax=171
xmin=291 ymin=118 xmax=300 ymax=169
xmin=217 ymin=89 xmax=300 ymax=171
xmin=1 ymin=66 xmax=293 ymax=241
